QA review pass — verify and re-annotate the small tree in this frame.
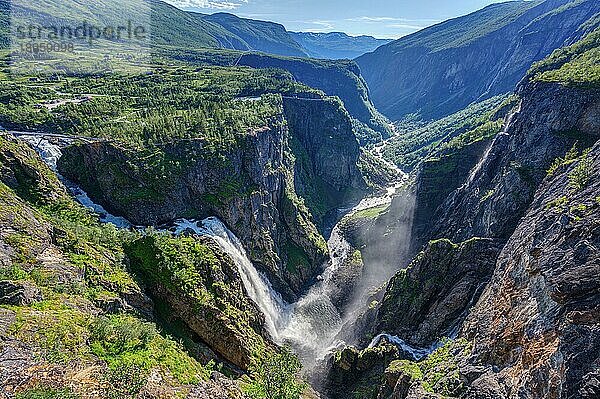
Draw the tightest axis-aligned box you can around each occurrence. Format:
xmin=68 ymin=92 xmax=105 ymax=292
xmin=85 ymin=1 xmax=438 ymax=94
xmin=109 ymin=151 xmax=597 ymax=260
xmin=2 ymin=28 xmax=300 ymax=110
xmin=245 ymin=348 xmax=306 ymax=399
xmin=569 ymin=150 xmax=592 ymax=193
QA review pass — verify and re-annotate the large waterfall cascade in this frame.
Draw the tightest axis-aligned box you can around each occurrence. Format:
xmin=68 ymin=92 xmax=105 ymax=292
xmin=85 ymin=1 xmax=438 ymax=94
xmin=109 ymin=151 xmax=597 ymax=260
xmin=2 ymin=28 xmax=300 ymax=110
xmin=19 ymin=132 xmax=430 ymax=373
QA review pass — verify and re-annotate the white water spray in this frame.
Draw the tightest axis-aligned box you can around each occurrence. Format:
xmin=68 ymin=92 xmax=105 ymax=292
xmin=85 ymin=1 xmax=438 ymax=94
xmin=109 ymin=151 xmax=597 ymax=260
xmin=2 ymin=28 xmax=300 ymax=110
xmin=368 ymin=334 xmax=440 ymax=361
xmin=16 ymin=132 xmax=422 ymax=374
xmin=172 ymin=218 xmax=287 ymax=340
xmin=171 ymin=217 xmax=353 ymax=369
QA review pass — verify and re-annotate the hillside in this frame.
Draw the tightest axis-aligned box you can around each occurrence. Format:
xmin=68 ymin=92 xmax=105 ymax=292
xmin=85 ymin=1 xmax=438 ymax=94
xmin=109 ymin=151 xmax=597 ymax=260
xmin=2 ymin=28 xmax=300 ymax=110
xmin=236 ymin=54 xmax=392 ymax=143
xmin=327 ymin=27 xmax=600 ymax=399
xmin=199 ymin=13 xmax=309 ymax=57
xmin=356 ymin=0 xmax=600 ymax=121
xmin=1 ymin=0 xmax=298 ymax=57
xmin=290 ymin=32 xmax=390 ymax=59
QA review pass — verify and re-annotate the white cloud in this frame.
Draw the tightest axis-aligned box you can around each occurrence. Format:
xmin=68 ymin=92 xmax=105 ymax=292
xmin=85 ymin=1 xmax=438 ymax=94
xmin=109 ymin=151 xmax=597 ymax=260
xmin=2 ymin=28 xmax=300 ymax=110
xmin=346 ymin=16 xmax=441 ymax=24
xmin=298 ymin=20 xmax=336 ymax=33
xmin=385 ymin=23 xmax=429 ymax=30
xmin=164 ymin=0 xmax=248 ymax=10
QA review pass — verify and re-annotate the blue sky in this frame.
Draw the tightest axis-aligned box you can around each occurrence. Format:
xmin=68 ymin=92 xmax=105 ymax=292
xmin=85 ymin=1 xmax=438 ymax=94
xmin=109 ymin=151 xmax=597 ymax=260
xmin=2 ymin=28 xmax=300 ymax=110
xmin=165 ymin=0 xmax=515 ymax=38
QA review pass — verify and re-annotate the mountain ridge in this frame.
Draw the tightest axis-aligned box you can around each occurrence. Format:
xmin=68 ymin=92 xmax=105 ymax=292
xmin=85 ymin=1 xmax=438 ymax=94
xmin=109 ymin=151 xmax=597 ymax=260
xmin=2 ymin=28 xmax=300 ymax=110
xmin=290 ymin=31 xmax=390 ymax=60
xmin=356 ymin=0 xmax=600 ymax=121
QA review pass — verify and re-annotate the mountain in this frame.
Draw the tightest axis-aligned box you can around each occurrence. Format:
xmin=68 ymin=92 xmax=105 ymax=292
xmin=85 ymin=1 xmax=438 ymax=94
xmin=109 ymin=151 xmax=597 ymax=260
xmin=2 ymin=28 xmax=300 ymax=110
xmin=290 ymin=32 xmax=391 ymax=59
xmin=356 ymin=0 xmax=600 ymax=121
xmin=2 ymin=0 xmax=310 ymax=57
xmin=236 ymin=54 xmax=392 ymax=143
xmin=199 ymin=12 xmax=309 ymax=57
xmin=327 ymin=26 xmax=600 ymax=399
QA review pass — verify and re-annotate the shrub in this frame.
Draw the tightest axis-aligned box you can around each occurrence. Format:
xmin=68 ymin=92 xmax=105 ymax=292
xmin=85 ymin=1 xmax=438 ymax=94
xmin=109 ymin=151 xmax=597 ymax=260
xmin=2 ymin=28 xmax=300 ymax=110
xmin=568 ymin=150 xmax=593 ymax=192
xmin=547 ymin=143 xmax=579 ymax=177
xmin=105 ymin=360 xmax=149 ymax=399
xmin=244 ymin=348 xmax=306 ymax=399
xmin=15 ymin=387 xmax=79 ymax=399
xmin=90 ymin=314 xmax=210 ymax=385
xmin=90 ymin=315 xmax=157 ymax=358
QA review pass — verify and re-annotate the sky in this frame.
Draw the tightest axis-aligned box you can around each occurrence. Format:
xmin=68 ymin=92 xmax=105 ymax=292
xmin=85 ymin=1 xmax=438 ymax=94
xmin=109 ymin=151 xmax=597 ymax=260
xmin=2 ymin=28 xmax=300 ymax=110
xmin=164 ymin=0 xmax=515 ymax=39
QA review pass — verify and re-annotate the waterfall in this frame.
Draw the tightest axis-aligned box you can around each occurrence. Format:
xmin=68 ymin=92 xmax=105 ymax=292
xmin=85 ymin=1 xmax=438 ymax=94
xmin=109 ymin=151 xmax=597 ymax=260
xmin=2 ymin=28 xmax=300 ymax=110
xmin=18 ymin=134 xmax=132 ymax=228
xmin=367 ymin=334 xmax=440 ymax=361
xmin=16 ymin=132 xmax=352 ymax=366
xmin=16 ymin=132 xmax=422 ymax=373
xmin=18 ymin=135 xmax=63 ymax=171
xmin=276 ymin=224 xmax=350 ymax=367
xmin=172 ymin=218 xmax=287 ymax=341
xmin=171 ymin=217 xmax=351 ymax=369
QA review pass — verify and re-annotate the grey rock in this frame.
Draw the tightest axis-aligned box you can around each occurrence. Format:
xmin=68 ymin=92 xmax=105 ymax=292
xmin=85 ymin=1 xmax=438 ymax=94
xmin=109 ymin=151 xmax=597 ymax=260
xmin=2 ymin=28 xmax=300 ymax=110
xmin=461 ymin=140 xmax=600 ymax=398
xmin=463 ymin=373 xmax=508 ymax=399
xmin=430 ymin=82 xmax=600 ymax=244
xmin=376 ymin=238 xmax=501 ymax=348
xmin=0 ymin=281 xmax=42 ymax=306
xmin=0 ymin=308 xmax=16 ymax=335
xmin=58 ymin=96 xmax=367 ymax=300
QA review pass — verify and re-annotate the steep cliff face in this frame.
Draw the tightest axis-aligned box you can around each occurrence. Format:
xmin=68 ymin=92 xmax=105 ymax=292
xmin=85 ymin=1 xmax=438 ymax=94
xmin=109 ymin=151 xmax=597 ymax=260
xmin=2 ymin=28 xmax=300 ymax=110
xmin=357 ymin=0 xmax=600 ymax=121
xmin=58 ymin=95 xmax=366 ymax=300
xmin=238 ymin=54 xmax=391 ymax=143
xmin=335 ymin=31 xmax=600 ymax=398
xmin=125 ymin=234 xmax=270 ymax=370
xmin=460 ymin=139 xmax=600 ymax=399
xmin=410 ymin=126 xmax=500 ymax=247
xmin=374 ymin=79 xmax=599 ymax=348
xmin=429 ymin=81 xmax=600 ymax=244
xmin=376 ymin=238 xmax=501 ymax=348
xmin=283 ymin=95 xmax=366 ymax=224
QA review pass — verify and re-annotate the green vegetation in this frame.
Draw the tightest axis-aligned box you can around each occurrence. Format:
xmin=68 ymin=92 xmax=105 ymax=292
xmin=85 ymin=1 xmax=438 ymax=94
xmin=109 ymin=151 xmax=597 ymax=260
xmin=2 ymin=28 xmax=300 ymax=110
xmin=0 ymin=67 xmax=308 ymax=150
xmin=348 ymin=205 xmax=390 ymax=222
xmin=244 ymin=349 xmax=307 ymax=399
xmin=440 ymin=120 xmax=503 ymax=152
xmin=386 ymin=339 xmax=471 ymax=396
xmin=530 ymin=28 xmax=600 ymax=87
xmin=357 ymin=150 xmax=400 ymax=189
xmin=90 ymin=314 xmax=211 ymax=386
xmin=546 ymin=196 xmax=569 ymax=212
xmin=125 ymin=232 xmax=268 ymax=359
xmin=15 ymin=387 xmax=79 ymax=399
xmin=386 ymin=360 xmax=423 ymax=381
xmin=568 ymin=149 xmax=593 ymax=193
xmin=480 ymin=189 xmax=496 ymax=203
xmin=388 ymin=1 xmax=540 ymax=52
xmin=0 ymin=138 xmax=230 ymax=394
xmin=126 ymin=233 xmax=218 ymax=301
xmin=284 ymin=242 xmax=312 ymax=274
xmin=385 ymin=95 xmax=507 ymax=170
xmin=547 ymin=143 xmax=581 ymax=177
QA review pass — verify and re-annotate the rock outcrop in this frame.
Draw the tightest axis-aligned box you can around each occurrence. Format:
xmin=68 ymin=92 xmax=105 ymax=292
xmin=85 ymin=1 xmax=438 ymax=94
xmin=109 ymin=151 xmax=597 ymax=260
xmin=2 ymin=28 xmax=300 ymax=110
xmin=460 ymin=140 xmax=600 ymax=398
xmin=125 ymin=234 xmax=270 ymax=370
xmin=0 ymin=281 xmax=42 ymax=306
xmin=238 ymin=54 xmax=391 ymax=142
xmin=430 ymin=81 xmax=600 ymax=244
xmin=0 ymin=135 xmax=261 ymax=398
xmin=333 ymin=35 xmax=600 ymax=397
xmin=376 ymin=238 xmax=501 ymax=348
xmin=283 ymin=95 xmax=366 ymax=224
